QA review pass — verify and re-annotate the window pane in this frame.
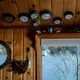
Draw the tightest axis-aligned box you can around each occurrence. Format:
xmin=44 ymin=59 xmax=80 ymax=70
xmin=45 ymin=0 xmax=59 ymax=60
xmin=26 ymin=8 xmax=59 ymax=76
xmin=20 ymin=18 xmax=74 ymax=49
xmin=42 ymin=45 xmax=80 ymax=80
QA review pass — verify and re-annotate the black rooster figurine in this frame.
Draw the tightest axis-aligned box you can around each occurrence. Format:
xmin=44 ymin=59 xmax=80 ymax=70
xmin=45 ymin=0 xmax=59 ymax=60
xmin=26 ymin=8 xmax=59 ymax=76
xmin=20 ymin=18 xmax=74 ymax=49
xmin=8 ymin=47 xmax=30 ymax=74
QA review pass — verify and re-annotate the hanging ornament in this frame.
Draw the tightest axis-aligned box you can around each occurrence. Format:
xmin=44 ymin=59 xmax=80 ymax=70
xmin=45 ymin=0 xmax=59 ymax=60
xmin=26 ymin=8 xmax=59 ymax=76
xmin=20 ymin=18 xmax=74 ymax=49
xmin=48 ymin=25 xmax=53 ymax=33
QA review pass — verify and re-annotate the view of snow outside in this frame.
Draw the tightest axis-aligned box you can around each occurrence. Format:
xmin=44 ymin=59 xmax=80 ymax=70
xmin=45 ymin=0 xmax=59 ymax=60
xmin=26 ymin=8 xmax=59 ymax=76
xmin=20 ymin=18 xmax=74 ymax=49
xmin=42 ymin=46 xmax=80 ymax=80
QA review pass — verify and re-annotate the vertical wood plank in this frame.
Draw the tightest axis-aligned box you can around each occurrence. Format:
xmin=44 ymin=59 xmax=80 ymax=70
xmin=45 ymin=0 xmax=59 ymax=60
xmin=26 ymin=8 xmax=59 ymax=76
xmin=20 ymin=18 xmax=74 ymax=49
xmin=0 ymin=2 xmax=4 ymax=26
xmin=20 ymin=29 xmax=24 ymax=80
xmin=52 ymin=0 xmax=63 ymax=24
xmin=3 ymin=29 xmax=13 ymax=80
xmin=23 ymin=29 xmax=32 ymax=80
xmin=39 ymin=0 xmax=52 ymax=25
xmin=0 ymin=29 xmax=4 ymax=80
xmin=63 ymin=0 xmax=76 ymax=24
xmin=13 ymin=29 xmax=23 ymax=80
xmin=75 ymin=0 xmax=80 ymax=24
xmin=35 ymin=36 xmax=41 ymax=80
xmin=31 ymin=48 xmax=36 ymax=80
xmin=4 ymin=0 xmax=22 ymax=26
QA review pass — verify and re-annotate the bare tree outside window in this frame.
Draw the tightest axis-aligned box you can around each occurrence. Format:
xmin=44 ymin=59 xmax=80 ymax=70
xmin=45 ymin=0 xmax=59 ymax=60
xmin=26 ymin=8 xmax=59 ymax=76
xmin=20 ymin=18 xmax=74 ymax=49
xmin=42 ymin=46 xmax=80 ymax=80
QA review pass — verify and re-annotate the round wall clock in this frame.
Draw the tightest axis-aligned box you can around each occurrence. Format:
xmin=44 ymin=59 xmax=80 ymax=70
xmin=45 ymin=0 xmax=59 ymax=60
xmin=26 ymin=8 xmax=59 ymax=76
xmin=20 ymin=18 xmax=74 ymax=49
xmin=64 ymin=11 xmax=73 ymax=20
xmin=53 ymin=17 xmax=62 ymax=24
xmin=30 ymin=10 xmax=39 ymax=20
xmin=2 ymin=13 xmax=15 ymax=23
xmin=40 ymin=10 xmax=52 ymax=20
xmin=18 ymin=13 xmax=30 ymax=23
xmin=0 ymin=41 xmax=11 ymax=69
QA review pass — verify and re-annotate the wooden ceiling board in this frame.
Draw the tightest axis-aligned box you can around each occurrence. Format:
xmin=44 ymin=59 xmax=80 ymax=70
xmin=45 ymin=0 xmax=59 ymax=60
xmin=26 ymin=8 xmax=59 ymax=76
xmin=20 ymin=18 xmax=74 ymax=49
xmin=39 ymin=0 xmax=52 ymax=25
xmin=0 ymin=3 xmax=13 ymax=27
xmin=0 ymin=2 xmax=8 ymax=26
xmin=75 ymin=0 xmax=80 ymax=24
xmin=52 ymin=0 xmax=63 ymax=24
xmin=27 ymin=0 xmax=40 ymax=11
xmin=16 ymin=0 xmax=29 ymax=13
xmin=16 ymin=0 xmax=30 ymax=26
xmin=4 ymin=0 xmax=22 ymax=26
xmin=63 ymin=0 xmax=76 ymax=24
xmin=0 ymin=0 xmax=80 ymax=27
xmin=40 ymin=0 xmax=51 ymax=10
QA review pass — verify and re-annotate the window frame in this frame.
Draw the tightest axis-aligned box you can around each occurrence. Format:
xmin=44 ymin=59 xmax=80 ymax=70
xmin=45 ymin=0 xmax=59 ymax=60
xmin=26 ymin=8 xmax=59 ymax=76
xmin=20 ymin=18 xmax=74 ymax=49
xmin=35 ymin=33 xmax=80 ymax=80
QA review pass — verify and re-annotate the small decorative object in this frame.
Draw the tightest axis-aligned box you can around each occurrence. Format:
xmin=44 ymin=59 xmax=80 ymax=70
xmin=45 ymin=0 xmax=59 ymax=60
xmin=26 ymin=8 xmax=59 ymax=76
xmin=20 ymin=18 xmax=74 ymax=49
xmin=2 ymin=13 xmax=15 ymax=23
xmin=30 ymin=10 xmax=39 ymax=20
xmin=64 ymin=11 xmax=73 ymax=19
xmin=18 ymin=13 xmax=30 ymax=23
xmin=0 ymin=40 xmax=11 ymax=69
xmin=40 ymin=10 xmax=52 ymax=20
xmin=48 ymin=24 xmax=53 ymax=33
xmin=54 ymin=28 xmax=62 ymax=33
xmin=53 ymin=17 xmax=62 ymax=24
xmin=33 ymin=19 xmax=40 ymax=27
xmin=36 ymin=30 xmax=41 ymax=34
xmin=42 ymin=30 xmax=47 ymax=33
xmin=9 ymin=47 xmax=30 ymax=74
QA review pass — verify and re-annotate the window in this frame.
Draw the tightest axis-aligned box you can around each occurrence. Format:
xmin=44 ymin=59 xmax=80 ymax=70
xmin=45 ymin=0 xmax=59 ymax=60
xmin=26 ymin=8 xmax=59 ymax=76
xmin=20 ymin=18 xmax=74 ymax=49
xmin=35 ymin=33 xmax=80 ymax=80
xmin=41 ymin=39 xmax=80 ymax=80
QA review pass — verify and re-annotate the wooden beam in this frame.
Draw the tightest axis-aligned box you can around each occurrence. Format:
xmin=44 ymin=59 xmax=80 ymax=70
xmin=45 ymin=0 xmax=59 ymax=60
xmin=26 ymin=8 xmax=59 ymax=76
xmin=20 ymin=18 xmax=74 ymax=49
xmin=0 ymin=24 xmax=80 ymax=29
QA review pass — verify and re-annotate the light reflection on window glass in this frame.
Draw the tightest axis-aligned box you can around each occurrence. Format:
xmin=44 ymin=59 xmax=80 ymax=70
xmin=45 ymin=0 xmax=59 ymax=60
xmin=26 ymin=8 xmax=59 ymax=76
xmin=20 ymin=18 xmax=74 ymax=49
xmin=0 ymin=44 xmax=7 ymax=66
xmin=42 ymin=46 xmax=80 ymax=80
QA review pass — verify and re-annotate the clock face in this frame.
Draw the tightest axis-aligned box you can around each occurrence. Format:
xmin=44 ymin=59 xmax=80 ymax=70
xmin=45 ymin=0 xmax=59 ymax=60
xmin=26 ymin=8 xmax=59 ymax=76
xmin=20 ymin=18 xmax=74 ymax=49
xmin=3 ymin=13 xmax=15 ymax=23
xmin=20 ymin=16 xmax=29 ymax=22
xmin=64 ymin=11 xmax=73 ymax=20
xmin=41 ymin=13 xmax=51 ymax=20
xmin=54 ymin=20 xmax=61 ymax=24
xmin=65 ymin=14 xmax=73 ymax=19
xmin=31 ymin=13 xmax=38 ymax=20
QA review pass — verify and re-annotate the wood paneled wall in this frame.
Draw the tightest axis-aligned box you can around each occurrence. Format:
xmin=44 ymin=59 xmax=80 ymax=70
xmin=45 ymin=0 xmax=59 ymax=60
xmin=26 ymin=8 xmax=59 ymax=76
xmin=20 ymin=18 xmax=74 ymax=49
xmin=0 ymin=29 xmax=34 ymax=80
